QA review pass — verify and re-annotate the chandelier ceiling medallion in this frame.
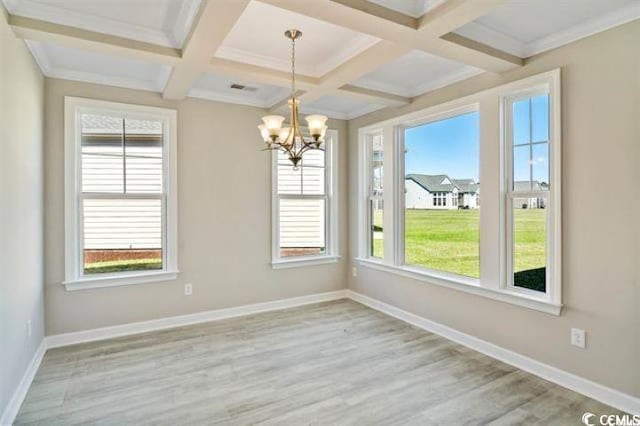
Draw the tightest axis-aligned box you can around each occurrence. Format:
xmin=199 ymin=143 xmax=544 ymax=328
xmin=258 ymin=29 xmax=328 ymax=168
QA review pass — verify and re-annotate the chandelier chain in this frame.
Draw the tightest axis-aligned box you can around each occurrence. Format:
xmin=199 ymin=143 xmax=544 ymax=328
xmin=291 ymin=36 xmax=296 ymax=96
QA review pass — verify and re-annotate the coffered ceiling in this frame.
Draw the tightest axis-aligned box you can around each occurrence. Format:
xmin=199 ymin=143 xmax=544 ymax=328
xmin=3 ymin=0 xmax=639 ymax=119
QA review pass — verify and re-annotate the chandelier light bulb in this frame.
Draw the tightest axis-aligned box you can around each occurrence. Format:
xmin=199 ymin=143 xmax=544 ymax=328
xmin=257 ymin=124 xmax=270 ymax=142
xmin=305 ymin=114 xmax=328 ymax=139
xmin=261 ymin=115 xmax=285 ymax=137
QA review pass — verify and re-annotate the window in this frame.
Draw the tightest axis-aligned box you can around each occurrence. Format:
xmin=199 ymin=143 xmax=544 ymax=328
xmin=64 ymin=97 xmax=178 ymax=290
xmin=357 ymin=70 xmax=561 ymax=314
xmin=272 ymin=130 xmax=338 ymax=267
xmin=367 ymin=133 xmax=384 ymax=258
xmin=505 ymin=92 xmax=554 ymax=294
xmin=404 ymin=110 xmax=480 ymax=279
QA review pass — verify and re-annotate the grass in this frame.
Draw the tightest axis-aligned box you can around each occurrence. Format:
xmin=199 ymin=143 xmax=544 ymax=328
xmin=84 ymin=258 xmax=162 ymax=274
xmin=372 ymin=209 xmax=546 ymax=290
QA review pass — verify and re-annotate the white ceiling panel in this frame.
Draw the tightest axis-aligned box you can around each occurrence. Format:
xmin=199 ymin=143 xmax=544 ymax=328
xmin=4 ymin=0 xmax=201 ymax=47
xmin=456 ymin=0 xmax=640 ymax=57
xmin=189 ymin=72 xmax=288 ymax=108
xmin=215 ymin=1 xmax=380 ymax=77
xmin=365 ymin=0 xmax=447 ymax=17
xmin=353 ymin=50 xmax=481 ymax=98
xmin=302 ymin=95 xmax=384 ymax=120
xmin=27 ymin=40 xmax=172 ymax=92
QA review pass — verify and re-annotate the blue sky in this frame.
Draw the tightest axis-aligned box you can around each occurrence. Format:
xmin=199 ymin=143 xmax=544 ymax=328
xmin=405 ymin=95 xmax=549 ymax=184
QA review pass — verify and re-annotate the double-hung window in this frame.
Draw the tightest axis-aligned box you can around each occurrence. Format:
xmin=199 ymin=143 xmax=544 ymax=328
xmin=504 ymin=88 xmax=560 ymax=300
xmin=367 ymin=133 xmax=384 ymax=259
xmin=358 ymin=70 xmax=561 ymax=314
xmin=64 ymin=97 xmax=178 ymax=290
xmin=271 ymin=129 xmax=338 ymax=268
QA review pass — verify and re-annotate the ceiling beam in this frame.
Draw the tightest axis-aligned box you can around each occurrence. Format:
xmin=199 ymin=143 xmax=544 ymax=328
xmin=295 ymin=40 xmax=412 ymax=105
xmin=417 ymin=0 xmax=507 ymax=37
xmin=163 ymin=0 xmax=250 ymax=100
xmin=8 ymin=15 xmax=180 ymax=64
xmin=257 ymin=0 xmax=521 ymax=72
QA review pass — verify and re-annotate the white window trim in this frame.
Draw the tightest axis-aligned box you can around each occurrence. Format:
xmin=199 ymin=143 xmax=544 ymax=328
xmin=271 ymin=129 xmax=339 ymax=268
xmin=63 ymin=97 xmax=179 ymax=291
xmin=501 ymin=81 xmax=562 ymax=306
xmin=357 ymin=69 xmax=562 ymax=315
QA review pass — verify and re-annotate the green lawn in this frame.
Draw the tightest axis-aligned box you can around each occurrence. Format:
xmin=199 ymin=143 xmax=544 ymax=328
xmin=373 ymin=209 xmax=546 ymax=289
xmin=84 ymin=258 xmax=162 ymax=274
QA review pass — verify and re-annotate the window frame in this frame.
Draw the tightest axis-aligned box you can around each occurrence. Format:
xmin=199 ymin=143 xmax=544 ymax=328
xmin=63 ymin=97 xmax=179 ymax=290
xmin=356 ymin=69 xmax=562 ymax=315
xmin=271 ymin=129 xmax=339 ymax=269
xmin=365 ymin=131 xmax=384 ymax=259
xmin=502 ymin=87 xmax=561 ymax=304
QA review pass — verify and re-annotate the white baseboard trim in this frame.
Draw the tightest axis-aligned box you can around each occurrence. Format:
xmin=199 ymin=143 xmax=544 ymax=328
xmin=1 ymin=339 xmax=47 ymax=426
xmin=46 ymin=290 xmax=348 ymax=349
xmin=346 ymin=290 xmax=640 ymax=416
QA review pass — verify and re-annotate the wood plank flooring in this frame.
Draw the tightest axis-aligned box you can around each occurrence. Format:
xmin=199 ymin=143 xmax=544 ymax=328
xmin=15 ymin=300 xmax=621 ymax=425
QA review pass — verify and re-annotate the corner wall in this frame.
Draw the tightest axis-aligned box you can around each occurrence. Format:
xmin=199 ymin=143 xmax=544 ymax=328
xmin=347 ymin=20 xmax=640 ymax=398
xmin=0 ymin=9 xmax=45 ymax=417
xmin=43 ymin=79 xmax=349 ymax=335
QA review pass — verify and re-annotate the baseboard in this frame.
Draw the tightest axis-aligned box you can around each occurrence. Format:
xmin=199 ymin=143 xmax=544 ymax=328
xmin=7 ymin=289 xmax=637 ymax=424
xmin=346 ymin=290 xmax=640 ymax=416
xmin=46 ymin=290 xmax=348 ymax=349
xmin=0 ymin=339 xmax=47 ymax=426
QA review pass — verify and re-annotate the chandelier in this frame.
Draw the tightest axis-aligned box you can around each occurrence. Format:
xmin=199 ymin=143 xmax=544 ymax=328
xmin=258 ymin=29 xmax=328 ymax=168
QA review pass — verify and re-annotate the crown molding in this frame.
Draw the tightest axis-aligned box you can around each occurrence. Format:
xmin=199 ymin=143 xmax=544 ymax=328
xmin=524 ymin=0 xmax=640 ymax=57
xmin=355 ymin=65 xmax=482 ymax=99
xmin=454 ymin=21 xmax=527 ymax=58
xmin=215 ymin=34 xmax=379 ymax=79
xmin=455 ymin=1 xmax=640 ymax=59
xmin=4 ymin=0 xmax=180 ymax=47
xmin=187 ymin=88 xmax=272 ymax=108
xmin=171 ymin=0 xmax=202 ymax=48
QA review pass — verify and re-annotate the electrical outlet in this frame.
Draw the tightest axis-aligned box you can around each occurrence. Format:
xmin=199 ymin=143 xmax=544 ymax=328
xmin=27 ymin=320 xmax=32 ymax=338
xmin=571 ymin=328 xmax=586 ymax=348
xmin=352 ymin=267 xmax=358 ymax=277
xmin=184 ymin=283 xmax=193 ymax=296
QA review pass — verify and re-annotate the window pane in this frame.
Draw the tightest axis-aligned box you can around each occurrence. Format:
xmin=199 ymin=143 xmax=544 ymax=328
xmin=532 ymin=142 xmax=549 ymax=188
xmin=83 ymin=198 xmax=163 ymax=274
xmin=81 ymin=113 xmax=124 ymax=193
xmin=124 ymin=119 xmax=163 ymax=193
xmin=404 ymin=112 xmax=480 ymax=278
xmin=370 ymin=198 xmax=383 ymax=258
xmin=513 ymin=145 xmax=531 ymax=191
xmin=277 ymin=150 xmax=302 ymax=194
xmin=279 ymin=198 xmax=325 ymax=257
xmin=513 ymin=202 xmax=546 ymax=292
xmin=512 ymin=99 xmax=530 ymax=145
xmin=371 ymin=134 xmax=383 ymax=195
xmin=531 ymin=94 xmax=549 ymax=143
xmin=302 ymin=166 xmax=324 ymax=195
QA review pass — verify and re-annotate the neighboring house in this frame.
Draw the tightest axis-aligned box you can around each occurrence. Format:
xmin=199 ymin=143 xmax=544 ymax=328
xmin=513 ymin=181 xmax=547 ymax=209
xmin=405 ymin=174 xmax=478 ymax=210
xmin=452 ymin=179 xmax=480 ymax=209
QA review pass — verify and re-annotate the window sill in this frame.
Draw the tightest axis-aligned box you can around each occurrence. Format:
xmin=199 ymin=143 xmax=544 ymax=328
xmin=272 ymin=255 xmax=340 ymax=269
xmin=355 ymin=258 xmax=562 ymax=316
xmin=63 ymin=270 xmax=180 ymax=291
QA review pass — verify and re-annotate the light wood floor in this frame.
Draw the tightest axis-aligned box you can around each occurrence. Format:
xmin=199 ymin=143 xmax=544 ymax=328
xmin=16 ymin=300 xmax=620 ymax=425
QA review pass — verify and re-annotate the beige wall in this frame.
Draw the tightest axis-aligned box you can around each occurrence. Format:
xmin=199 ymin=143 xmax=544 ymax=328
xmin=348 ymin=20 xmax=640 ymax=397
xmin=0 ymin=9 xmax=45 ymax=416
xmin=44 ymin=79 xmax=349 ymax=335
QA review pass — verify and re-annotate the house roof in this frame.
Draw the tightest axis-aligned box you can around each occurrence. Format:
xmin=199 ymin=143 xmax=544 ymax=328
xmin=452 ymin=179 xmax=480 ymax=194
xmin=514 ymin=181 xmax=546 ymax=191
xmin=406 ymin=174 xmax=457 ymax=193
xmin=406 ymin=174 xmax=482 ymax=194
